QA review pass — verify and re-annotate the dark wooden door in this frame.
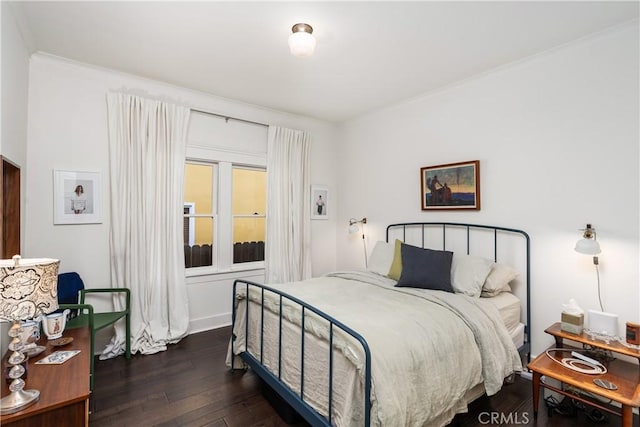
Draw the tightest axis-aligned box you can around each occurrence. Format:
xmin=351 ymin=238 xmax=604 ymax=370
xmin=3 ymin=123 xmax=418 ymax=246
xmin=1 ymin=156 xmax=20 ymax=258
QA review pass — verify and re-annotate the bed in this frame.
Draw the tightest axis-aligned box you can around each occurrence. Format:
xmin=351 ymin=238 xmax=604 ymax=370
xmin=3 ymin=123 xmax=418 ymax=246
xmin=228 ymin=222 xmax=530 ymax=426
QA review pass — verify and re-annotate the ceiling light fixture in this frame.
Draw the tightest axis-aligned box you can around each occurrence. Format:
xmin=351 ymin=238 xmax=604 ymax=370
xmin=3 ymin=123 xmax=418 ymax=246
xmin=288 ymin=23 xmax=316 ymax=57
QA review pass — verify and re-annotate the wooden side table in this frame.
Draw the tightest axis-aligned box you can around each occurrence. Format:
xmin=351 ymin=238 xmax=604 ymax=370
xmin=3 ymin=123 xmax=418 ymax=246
xmin=545 ymin=322 xmax=640 ymax=364
xmin=528 ymin=322 xmax=640 ymax=427
xmin=1 ymin=326 xmax=91 ymax=427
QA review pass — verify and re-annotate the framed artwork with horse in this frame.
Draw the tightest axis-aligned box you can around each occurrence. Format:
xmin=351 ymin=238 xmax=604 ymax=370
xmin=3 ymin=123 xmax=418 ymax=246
xmin=420 ymin=160 xmax=480 ymax=210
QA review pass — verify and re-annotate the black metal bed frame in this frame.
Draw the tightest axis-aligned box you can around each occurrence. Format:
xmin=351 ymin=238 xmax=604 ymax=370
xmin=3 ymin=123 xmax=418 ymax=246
xmin=231 ymin=222 xmax=531 ymax=427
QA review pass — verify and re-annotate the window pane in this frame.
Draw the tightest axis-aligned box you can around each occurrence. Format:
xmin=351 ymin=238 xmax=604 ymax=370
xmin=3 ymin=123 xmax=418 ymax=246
xmin=232 ymin=167 xmax=266 ymax=263
xmin=185 ymin=163 xmax=214 ymax=214
xmin=233 ymin=217 xmax=265 ymax=243
xmin=232 ymin=168 xmax=265 ymax=215
xmin=184 ymin=216 xmax=214 ymax=268
xmin=233 ymin=217 xmax=265 ymax=263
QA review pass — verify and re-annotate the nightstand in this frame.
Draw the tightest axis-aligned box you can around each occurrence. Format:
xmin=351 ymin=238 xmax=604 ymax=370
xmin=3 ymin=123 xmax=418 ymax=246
xmin=1 ymin=327 xmax=90 ymax=427
xmin=528 ymin=322 xmax=640 ymax=427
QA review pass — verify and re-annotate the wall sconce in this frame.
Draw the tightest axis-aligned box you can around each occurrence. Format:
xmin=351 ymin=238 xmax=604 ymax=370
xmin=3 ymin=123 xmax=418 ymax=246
xmin=574 ymin=224 xmax=603 ymax=311
xmin=575 ymin=223 xmax=601 ymax=258
xmin=288 ymin=23 xmax=316 ymax=57
xmin=349 ymin=217 xmax=368 ymax=268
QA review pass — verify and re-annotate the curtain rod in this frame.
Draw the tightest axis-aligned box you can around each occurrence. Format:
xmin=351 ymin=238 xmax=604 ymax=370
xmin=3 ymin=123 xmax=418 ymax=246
xmin=191 ymin=108 xmax=269 ymax=128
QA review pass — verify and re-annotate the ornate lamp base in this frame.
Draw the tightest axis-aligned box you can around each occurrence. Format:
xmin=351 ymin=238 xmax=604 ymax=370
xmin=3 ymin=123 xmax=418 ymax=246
xmin=0 ymin=320 xmax=41 ymax=414
xmin=0 ymin=388 xmax=40 ymax=414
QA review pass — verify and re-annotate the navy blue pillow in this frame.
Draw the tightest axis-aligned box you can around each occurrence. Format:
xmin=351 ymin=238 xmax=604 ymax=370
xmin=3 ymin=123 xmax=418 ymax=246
xmin=395 ymin=243 xmax=454 ymax=292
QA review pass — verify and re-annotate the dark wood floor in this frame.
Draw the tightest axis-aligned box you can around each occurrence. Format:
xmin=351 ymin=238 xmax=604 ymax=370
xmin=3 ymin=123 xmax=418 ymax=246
xmin=91 ymin=327 xmax=638 ymax=426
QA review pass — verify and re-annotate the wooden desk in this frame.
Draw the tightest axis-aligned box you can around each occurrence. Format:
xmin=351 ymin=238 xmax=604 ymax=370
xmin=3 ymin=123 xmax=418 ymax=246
xmin=1 ymin=327 xmax=90 ymax=427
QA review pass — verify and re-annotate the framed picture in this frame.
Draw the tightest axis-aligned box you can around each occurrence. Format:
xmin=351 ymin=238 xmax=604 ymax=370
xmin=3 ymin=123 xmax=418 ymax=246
xmin=53 ymin=170 xmax=102 ymax=224
xmin=311 ymin=185 xmax=329 ymax=220
xmin=420 ymin=160 xmax=480 ymax=210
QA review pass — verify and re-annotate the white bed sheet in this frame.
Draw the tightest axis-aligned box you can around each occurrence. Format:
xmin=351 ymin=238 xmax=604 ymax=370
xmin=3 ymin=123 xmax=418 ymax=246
xmin=481 ymin=292 xmax=521 ymax=332
xmin=509 ymin=322 xmax=525 ymax=349
xmin=478 ymin=292 xmax=524 ymax=348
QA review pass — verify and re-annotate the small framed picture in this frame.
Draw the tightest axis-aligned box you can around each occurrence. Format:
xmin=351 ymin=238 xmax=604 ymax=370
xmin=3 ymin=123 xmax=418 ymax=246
xmin=420 ymin=160 xmax=480 ymax=210
xmin=53 ymin=170 xmax=102 ymax=224
xmin=311 ymin=185 xmax=329 ymax=220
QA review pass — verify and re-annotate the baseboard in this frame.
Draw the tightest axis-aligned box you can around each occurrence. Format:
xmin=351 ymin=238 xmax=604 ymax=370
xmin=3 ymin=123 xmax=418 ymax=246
xmin=519 ymin=370 xmax=533 ymax=381
xmin=189 ymin=312 xmax=231 ymax=334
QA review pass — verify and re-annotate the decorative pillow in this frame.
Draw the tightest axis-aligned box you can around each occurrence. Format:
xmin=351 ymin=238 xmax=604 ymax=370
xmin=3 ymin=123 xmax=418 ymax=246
xmin=368 ymin=241 xmax=395 ymax=276
xmin=481 ymin=263 xmax=518 ymax=297
xmin=387 ymin=239 xmax=403 ymax=281
xmin=396 ymin=243 xmax=454 ymax=292
xmin=450 ymin=253 xmax=494 ymax=298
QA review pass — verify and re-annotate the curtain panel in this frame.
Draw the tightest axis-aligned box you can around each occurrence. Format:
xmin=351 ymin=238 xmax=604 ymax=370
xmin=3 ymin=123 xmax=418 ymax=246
xmin=265 ymin=126 xmax=312 ymax=283
xmin=104 ymin=93 xmax=191 ymax=357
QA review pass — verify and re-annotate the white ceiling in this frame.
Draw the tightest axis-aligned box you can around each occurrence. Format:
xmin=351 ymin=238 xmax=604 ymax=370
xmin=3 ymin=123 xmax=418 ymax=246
xmin=10 ymin=1 xmax=639 ymax=123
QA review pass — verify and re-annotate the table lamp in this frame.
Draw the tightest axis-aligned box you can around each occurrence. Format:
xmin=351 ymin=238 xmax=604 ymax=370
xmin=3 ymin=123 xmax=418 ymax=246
xmin=0 ymin=255 xmax=59 ymax=415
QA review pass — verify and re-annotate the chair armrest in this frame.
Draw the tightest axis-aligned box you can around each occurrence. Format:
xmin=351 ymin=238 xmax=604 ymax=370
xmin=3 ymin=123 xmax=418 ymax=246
xmin=80 ymin=288 xmax=130 ymax=296
xmin=79 ymin=288 xmax=130 ymax=309
xmin=58 ymin=303 xmax=94 ymax=315
xmin=57 ymin=303 xmax=94 ymax=330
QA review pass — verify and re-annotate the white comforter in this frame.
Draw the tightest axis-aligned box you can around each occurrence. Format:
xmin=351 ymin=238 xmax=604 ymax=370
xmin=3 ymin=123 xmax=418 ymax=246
xmin=229 ymin=271 xmax=522 ymax=426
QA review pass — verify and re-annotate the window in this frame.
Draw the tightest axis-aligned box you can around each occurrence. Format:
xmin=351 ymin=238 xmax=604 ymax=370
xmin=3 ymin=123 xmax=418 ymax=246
xmin=184 ymin=110 xmax=268 ymax=274
xmin=183 ymin=161 xmax=266 ymax=271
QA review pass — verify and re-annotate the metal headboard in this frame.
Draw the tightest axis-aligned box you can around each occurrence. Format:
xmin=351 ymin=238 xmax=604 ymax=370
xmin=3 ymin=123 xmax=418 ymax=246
xmin=386 ymin=222 xmax=531 ymax=360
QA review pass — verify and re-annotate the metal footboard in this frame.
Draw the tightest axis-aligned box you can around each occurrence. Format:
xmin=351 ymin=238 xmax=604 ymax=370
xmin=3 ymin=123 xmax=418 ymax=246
xmin=231 ymin=279 xmax=372 ymax=427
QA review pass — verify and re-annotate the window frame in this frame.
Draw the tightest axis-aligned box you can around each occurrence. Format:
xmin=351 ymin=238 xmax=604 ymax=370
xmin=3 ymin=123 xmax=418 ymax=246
xmin=184 ymin=161 xmax=218 ymax=273
xmin=184 ymin=155 xmax=266 ymax=277
xmin=232 ymin=165 xmax=267 ymax=264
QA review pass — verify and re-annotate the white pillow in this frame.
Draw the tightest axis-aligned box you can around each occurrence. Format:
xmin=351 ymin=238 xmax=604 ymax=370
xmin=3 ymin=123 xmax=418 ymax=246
xmin=368 ymin=241 xmax=395 ymax=276
xmin=481 ymin=263 xmax=518 ymax=297
xmin=450 ymin=253 xmax=494 ymax=298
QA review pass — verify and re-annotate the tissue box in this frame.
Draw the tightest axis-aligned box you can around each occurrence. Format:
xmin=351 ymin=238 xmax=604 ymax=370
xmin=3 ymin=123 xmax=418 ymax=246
xmin=561 ymin=312 xmax=584 ymax=334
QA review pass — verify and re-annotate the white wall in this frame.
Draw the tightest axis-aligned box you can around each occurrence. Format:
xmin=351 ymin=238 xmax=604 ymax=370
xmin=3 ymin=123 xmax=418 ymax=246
xmin=0 ymin=2 xmax=32 ymax=357
xmin=24 ymin=54 xmax=339 ymax=340
xmin=337 ymin=23 xmax=639 ymax=357
xmin=1 ymin=3 xmax=30 ymax=166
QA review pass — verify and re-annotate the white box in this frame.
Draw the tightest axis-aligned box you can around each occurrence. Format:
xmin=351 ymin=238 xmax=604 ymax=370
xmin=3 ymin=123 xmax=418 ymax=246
xmin=588 ymin=310 xmax=618 ymax=337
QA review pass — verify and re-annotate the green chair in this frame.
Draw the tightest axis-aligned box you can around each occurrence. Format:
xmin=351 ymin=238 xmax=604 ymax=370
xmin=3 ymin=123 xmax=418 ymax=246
xmin=57 ymin=272 xmax=131 ymax=390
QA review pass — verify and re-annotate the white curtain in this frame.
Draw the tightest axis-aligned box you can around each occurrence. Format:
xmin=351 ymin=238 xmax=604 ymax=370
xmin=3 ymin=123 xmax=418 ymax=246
xmin=103 ymin=93 xmax=191 ymax=357
xmin=265 ymin=126 xmax=312 ymax=283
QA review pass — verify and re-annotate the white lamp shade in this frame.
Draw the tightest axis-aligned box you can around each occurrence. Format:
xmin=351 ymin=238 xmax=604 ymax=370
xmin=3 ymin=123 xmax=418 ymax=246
xmin=0 ymin=256 xmax=60 ymax=321
xmin=288 ymin=31 xmax=316 ymax=57
xmin=575 ymin=238 xmax=601 ymax=255
xmin=348 ymin=223 xmax=359 ymax=234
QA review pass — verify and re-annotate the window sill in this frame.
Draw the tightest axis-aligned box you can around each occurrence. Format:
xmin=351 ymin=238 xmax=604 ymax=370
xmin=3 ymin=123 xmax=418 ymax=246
xmin=185 ymin=263 xmax=265 ymax=278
